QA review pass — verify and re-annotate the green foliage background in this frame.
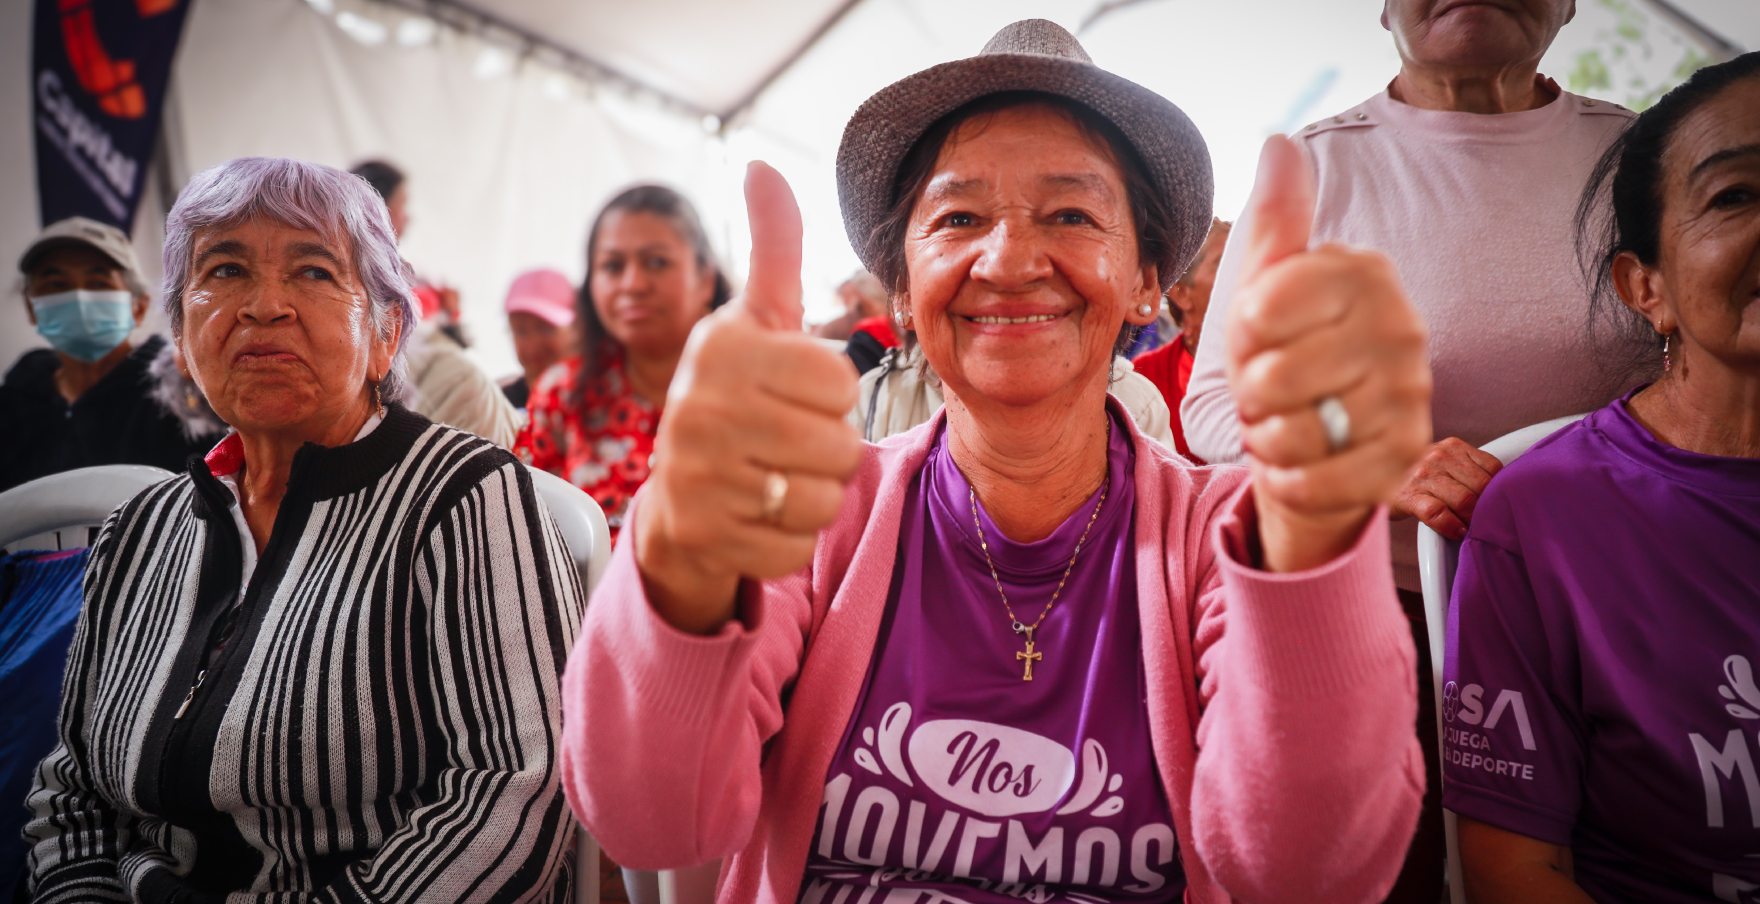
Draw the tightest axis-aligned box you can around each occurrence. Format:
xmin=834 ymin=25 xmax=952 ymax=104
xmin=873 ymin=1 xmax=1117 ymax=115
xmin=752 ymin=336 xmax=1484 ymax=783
xmin=1566 ymin=0 xmax=1712 ymax=110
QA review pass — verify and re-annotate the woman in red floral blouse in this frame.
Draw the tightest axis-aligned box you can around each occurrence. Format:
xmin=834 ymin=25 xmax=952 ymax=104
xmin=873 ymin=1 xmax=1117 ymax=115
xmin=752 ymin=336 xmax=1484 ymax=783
xmin=517 ymin=186 xmax=730 ymax=541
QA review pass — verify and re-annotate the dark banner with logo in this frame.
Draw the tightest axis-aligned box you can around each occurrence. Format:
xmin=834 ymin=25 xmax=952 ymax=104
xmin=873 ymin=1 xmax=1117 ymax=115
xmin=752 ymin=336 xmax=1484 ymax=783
xmin=33 ymin=0 xmax=193 ymax=233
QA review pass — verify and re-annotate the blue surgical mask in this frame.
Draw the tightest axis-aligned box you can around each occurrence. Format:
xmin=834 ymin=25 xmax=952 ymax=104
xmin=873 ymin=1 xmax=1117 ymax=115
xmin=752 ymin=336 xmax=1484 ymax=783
xmin=30 ymin=289 xmax=136 ymax=362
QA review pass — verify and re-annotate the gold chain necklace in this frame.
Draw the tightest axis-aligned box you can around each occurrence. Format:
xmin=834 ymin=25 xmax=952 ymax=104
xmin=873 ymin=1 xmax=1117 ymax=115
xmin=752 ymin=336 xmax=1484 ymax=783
xmin=967 ymin=470 xmax=1109 ymax=682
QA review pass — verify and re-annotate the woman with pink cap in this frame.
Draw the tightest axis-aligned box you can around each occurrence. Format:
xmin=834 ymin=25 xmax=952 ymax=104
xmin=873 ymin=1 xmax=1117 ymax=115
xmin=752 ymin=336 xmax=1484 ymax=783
xmin=500 ymin=267 xmax=578 ymax=410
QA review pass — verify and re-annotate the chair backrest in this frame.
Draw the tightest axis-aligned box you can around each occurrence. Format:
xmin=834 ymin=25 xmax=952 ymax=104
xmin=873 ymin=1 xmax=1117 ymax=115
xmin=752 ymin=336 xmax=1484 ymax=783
xmin=522 ymin=466 xmax=614 ymax=904
xmin=522 ymin=467 xmax=721 ymax=904
xmin=1417 ymin=412 xmax=1587 ymax=904
xmin=0 ymin=465 xmax=176 ymax=551
xmin=524 ymin=466 xmax=613 ymax=596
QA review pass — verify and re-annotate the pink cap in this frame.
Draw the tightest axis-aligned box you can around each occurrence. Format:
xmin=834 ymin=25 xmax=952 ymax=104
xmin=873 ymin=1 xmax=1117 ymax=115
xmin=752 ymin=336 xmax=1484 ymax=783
xmin=503 ymin=268 xmax=576 ymax=327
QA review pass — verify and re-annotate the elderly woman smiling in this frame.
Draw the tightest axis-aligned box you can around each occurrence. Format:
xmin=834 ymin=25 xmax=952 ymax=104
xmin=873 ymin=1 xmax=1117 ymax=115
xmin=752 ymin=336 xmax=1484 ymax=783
xmin=565 ymin=21 xmax=1431 ymax=904
xmin=23 ymin=157 xmax=584 ymax=902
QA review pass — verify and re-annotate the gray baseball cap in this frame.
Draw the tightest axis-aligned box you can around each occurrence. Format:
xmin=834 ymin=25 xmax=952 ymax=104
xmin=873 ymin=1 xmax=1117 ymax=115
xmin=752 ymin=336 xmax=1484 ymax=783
xmin=836 ymin=19 xmax=1214 ymax=292
xmin=18 ymin=216 xmax=150 ymax=296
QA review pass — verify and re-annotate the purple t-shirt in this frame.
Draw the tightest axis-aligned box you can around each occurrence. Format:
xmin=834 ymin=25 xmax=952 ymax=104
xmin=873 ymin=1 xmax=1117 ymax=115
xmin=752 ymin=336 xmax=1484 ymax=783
xmin=801 ymin=414 xmax=1184 ymax=904
xmin=1443 ymin=390 xmax=1760 ymax=903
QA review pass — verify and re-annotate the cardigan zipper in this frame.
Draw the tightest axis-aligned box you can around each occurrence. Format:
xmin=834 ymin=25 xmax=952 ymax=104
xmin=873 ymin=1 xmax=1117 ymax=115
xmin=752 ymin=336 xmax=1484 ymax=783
xmin=173 ymin=669 xmax=207 ymax=719
xmin=156 ymin=460 xmax=291 ymax=820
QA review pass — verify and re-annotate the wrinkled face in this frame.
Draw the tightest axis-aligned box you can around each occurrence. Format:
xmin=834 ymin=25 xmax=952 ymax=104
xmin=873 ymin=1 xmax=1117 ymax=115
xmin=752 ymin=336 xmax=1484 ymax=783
xmin=22 ymin=244 xmax=145 ymax=326
xmin=589 ymin=210 xmax=716 ymax=358
xmin=178 ymin=218 xmax=395 ymax=435
xmin=902 ymin=104 xmax=1159 ymax=410
xmin=509 ymin=310 xmax=571 ymax=377
xmin=1642 ymin=77 xmax=1760 ymax=374
xmin=1382 ymin=0 xmax=1574 ymax=71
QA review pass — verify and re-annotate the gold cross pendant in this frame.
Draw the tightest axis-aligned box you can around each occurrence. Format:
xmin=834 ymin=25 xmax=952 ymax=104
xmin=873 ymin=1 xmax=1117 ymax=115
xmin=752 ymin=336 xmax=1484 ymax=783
xmin=1016 ymin=641 xmax=1042 ymax=681
xmin=1015 ymin=623 xmax=1043 ymax=682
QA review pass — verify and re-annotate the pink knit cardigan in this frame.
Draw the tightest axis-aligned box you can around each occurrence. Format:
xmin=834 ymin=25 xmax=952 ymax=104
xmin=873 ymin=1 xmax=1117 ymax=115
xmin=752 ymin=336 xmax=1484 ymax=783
xmin=561 ymin=401 xmax=1423 ymax=904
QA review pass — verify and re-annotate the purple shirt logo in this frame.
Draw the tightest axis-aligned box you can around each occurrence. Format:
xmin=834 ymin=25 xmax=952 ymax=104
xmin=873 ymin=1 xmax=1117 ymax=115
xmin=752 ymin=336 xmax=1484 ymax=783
xmin=803 ymin=419 xmax=1183 ymax=904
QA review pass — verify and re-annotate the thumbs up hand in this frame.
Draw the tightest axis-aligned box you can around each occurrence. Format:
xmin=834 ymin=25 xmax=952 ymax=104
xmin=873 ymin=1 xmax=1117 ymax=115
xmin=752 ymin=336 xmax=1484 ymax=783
xmin=634 ymin=162 xmax=864 ymax=633
xmin=1225 ymin=136 xmax=1431 ymax=573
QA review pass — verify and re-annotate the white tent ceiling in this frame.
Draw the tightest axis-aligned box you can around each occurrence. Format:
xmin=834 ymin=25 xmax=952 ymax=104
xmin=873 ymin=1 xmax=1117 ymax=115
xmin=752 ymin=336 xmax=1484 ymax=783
xmin=441 ymin=0 xmax=861 ymax=118
xmin=443 ymin=0 xmax=1757 ymax=122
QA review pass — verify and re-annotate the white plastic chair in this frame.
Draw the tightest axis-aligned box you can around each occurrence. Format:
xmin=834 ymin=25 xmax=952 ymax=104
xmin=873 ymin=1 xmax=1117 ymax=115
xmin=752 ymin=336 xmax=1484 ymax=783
xmin=525 ymin=466 xmax=615 ymax=904
xmin=0 ymin=465 xmax=175 ymax=551
xmin=526 ymin=467 xmax=613 ymax=603
xmin=524 ymin=466 xmax=722 ymax=904
xmin=1418 ymin=413 xmax=1587 ymax=904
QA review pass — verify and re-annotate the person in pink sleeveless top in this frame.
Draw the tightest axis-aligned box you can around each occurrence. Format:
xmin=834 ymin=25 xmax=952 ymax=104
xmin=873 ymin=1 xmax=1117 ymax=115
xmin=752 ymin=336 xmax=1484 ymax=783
xmin=563 ymin=20 xmax=1433 ymax=904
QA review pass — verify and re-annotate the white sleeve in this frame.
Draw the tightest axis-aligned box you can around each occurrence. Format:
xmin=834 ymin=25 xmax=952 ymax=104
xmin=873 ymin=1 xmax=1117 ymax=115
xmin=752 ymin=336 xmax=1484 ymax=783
xmin=1180 ymin=200 xmax=1253 ymax=465
xmin=1110 ymin=357 xmax=1177 ymax=451
xmin=409 ymin=342 xmax=522 ymax=448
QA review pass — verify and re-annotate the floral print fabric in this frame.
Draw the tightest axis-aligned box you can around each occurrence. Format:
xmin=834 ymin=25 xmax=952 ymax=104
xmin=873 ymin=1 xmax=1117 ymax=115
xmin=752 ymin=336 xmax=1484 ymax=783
xmin=515 ymin=349 xmax=657 ymax=543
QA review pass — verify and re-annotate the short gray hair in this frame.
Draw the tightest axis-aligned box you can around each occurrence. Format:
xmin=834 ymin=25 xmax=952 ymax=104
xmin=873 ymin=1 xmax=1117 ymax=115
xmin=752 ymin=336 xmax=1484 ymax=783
xmin=162 ymin=156 xmax=417 ymax=401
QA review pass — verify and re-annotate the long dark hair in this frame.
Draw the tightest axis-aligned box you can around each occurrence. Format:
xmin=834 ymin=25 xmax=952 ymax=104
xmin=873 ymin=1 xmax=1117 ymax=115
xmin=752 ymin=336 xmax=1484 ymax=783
xmin=574 ymin=185 xmax=732 ymax=408
xmin=1575 ymin=52 xmax=1760 ymax=385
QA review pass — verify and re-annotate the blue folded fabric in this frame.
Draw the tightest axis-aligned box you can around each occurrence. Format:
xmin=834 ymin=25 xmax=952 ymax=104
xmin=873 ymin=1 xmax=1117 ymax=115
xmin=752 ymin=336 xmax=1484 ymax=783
xmin=0 ymin=548 xmax=89 ymax=904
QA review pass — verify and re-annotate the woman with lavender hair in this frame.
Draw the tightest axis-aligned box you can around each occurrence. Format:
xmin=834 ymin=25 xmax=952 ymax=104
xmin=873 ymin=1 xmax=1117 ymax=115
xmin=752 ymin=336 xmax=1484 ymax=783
xmin=22 ymin=157 xmax=585 ymax=903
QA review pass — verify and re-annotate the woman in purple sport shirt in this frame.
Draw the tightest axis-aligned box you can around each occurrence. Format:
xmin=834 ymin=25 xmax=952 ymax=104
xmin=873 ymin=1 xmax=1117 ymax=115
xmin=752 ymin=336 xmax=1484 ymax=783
xmin=1446 ymin=52 xmax=1760 ymax=903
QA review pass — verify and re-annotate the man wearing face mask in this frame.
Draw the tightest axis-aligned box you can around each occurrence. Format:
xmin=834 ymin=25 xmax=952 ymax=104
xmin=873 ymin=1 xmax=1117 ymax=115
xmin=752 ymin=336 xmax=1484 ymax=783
xmin=0 ymin=217 xmax=220 ymax=491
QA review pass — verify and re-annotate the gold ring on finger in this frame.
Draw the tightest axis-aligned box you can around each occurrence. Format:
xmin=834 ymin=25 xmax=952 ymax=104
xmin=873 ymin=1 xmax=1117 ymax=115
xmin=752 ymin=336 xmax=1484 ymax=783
xmin=761 ymin=470 xmax=789 ymax=526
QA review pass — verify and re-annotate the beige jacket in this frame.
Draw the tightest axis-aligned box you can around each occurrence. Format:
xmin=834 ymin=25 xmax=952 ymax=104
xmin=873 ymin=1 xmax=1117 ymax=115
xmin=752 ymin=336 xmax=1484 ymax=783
xmin=847 ymin=344 xmax=1177 ymax=450
xmin=405 ymin=324 xmax=521 ymax=448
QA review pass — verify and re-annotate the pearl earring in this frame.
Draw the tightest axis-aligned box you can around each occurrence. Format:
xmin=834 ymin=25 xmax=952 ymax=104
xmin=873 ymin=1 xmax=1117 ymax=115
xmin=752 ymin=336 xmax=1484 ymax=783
xmin=1137 ymin=303 xmax=1154 ymax=317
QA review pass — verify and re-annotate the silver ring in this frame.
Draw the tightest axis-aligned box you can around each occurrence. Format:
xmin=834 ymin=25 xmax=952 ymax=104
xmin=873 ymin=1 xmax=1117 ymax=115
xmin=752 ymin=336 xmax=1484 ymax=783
xmin=761 ymin=470 xmax=789 ymax=525
xmin=1317 ymin=395 xmax=1351 ymax=452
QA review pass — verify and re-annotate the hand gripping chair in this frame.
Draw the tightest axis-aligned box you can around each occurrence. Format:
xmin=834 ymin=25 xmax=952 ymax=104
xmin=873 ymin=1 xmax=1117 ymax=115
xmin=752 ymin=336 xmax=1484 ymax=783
xmin=1417 ymin=413 xmax=1587 ymax=904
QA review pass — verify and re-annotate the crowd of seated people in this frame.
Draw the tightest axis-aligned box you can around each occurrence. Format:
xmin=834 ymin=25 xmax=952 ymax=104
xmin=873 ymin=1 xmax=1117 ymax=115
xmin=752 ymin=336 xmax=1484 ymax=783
xmin=1 ymin=3 xmax=1756 ymax=903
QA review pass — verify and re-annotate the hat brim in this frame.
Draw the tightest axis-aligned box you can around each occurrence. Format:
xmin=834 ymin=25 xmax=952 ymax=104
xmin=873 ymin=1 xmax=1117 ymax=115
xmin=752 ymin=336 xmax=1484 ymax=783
xmin=18 ymin=236 xmax=129 ymax=276
xmin=836 ymin=53 xmax=1214 ymax=291
xmin=504 ymin=296 xmax=576 ymax=328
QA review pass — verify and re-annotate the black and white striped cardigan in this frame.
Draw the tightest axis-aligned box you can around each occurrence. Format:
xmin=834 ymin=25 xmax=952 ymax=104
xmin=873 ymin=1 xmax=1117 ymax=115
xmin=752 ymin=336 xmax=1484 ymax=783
xmin=25 ymin=406 xmax=586 ymax=903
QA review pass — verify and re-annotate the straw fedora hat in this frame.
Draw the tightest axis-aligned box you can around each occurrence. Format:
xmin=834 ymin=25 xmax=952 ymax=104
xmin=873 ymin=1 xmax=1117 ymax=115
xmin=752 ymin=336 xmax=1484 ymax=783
xmin=836 ymin=18 xmax=1213 ymax=291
